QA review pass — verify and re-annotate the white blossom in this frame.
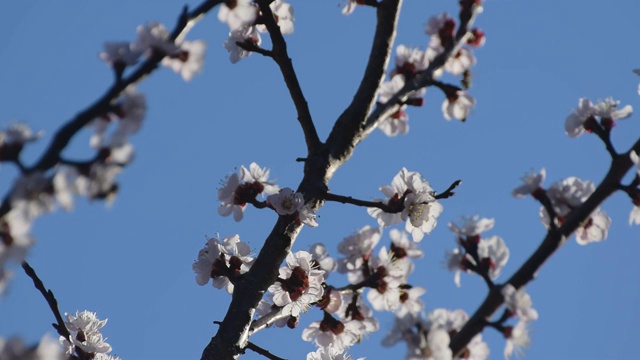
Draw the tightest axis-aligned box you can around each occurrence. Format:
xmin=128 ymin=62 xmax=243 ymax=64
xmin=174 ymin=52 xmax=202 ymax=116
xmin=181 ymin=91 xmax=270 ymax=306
xmin=267 ymin=187 xmax=305 ymax=215
xmin=502 ymin=284 xmax=539 ymax=322
xmin=448 ymin=216 xmax=495 ymax=238
xmin=512 ymin=168 xmax=546 ymax=198
xmin=268 ymin=251 xmax=324 ymax=317
xmin=224 ymin=25 xmax=261 ymax=63
xmin=442 ymin=91 xmax=475 ymax=121
xmin=161 ymin=40 xmax=206 ymax=82
xmin=218 ymin=0 xmax=258 ymax=31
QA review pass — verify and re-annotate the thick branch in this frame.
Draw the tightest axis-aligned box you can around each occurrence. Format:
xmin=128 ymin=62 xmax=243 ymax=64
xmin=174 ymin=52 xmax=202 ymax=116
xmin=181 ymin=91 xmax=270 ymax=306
xmin=257 ymin=0 xmax=321 ymax=154
xmin=202 ymin=2 xmax=403 ymax=359
xmin=449 ymin=140 xmax=640 ymax=356
xmin=325 ymin=0 xmax=402 ymax=165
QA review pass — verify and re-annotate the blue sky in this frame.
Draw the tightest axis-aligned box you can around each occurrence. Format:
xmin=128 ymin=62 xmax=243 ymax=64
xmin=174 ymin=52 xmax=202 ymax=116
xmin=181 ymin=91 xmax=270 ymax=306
xmin=1 ymin=1 xmax=640 ymax=359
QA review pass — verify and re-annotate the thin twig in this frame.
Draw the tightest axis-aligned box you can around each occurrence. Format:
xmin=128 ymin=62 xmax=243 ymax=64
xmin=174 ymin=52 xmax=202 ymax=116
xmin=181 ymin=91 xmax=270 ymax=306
xmin=245 ymin=341 xmax=286 ymax=360
xmin=324 ymin=192 xmax=397 ymax=213
xmin=21 ymin=261 xmax=71 ymax=341
xmin=256 ymin=0 xmax=321 ymax=154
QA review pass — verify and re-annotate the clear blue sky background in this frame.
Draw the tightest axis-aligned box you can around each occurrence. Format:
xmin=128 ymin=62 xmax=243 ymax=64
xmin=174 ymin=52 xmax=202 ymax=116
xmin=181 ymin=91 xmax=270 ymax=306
xmin=1 ymin=1 xmax=639 ymax=359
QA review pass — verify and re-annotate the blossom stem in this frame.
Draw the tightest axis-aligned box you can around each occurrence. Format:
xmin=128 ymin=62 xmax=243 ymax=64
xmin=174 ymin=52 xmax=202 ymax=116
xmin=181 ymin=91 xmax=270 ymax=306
xmin=235 ymin=41 xmax=274 ymax=58
xmin=323 ymin=192 xmax=398 ymax=213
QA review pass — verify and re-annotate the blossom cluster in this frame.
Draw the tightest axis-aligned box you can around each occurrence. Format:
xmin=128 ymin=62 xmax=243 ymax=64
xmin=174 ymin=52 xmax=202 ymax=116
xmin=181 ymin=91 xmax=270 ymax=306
xmin=219 ymin=0 xmax=294 ymax=63
xmin=100 ymin=21 xmax=206 ymax=82
xmin=376 ymin=11 xmax=485 ymax=136
xmin=217 ymin=162 xmax=318 ymax=226
xmin=193 ymin=234 xmax=254 ymax=294
xmin=0 ymin=89 xmax=146 ymax=293
xmin=0 ymin=334 xmax=64 ymax=360
xmin=501 ymin=285 xmax=539 ymax=359
xmin=513 ymin=169 xmax=612 ymax=245
xmin=445 ymin=216 xmax=509 ymax=287
xmin=367 ymin=168 xmax=443 ymax=242
xmin=60 ymin=310 xmax=120 ymax=360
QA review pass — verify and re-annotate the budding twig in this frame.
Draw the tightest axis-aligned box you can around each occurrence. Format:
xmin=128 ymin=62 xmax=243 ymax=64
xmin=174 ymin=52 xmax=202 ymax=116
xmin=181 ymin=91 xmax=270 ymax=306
xmin=21 ymin=261 xmax=72 ymax=342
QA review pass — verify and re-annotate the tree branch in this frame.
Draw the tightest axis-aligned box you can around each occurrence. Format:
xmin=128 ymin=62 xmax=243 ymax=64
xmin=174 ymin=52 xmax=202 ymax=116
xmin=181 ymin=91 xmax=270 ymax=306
xmin=245 ymin=341 xmax=286 ymax=360
xmin=449 ymin=138 xmax=640 ymax=356
xmin=256 ymin=0 xmax=322 ymax=155
xmin=0 ymin=0 xmax=223 ymax=221
xmin=21 ymin=261 xmax=71 ymax=342
xmin=362 ymin=1 xmax=481 ymax=135
xmin=202 ymin=2 xmax=404 ymax=358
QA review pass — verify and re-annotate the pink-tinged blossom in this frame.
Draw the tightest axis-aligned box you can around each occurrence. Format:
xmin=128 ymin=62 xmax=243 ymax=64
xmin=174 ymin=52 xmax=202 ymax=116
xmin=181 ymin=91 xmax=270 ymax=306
xmin=268 ymin=251 xmax=324 ymax=317
xmin=477 ymin=235 xmax=510 ymax=280
xmin=403 ymin=191 xmax=443 ymax=242
xmin=539 ymin=177 xmax=612 ymax=244
xmin=378 ymin=106 xmax=410 ymax=137
xmin=99 ymin=42 xmax=140 ymax=68
xmin=544 ymin=176 xmax=595 ymax=217
xmin=592 ymin=97 xmax=633 ymax=122
xmin=240 ymin=162 xmax=280 ymax=194
xmin=444 ymin=248 xmax=465 ymax=287
xmin=377 ymin=74 xmax=426 ymax=137
xmin=503 ymin=320 xmax=531 ymax=360
xmin=299 ymin=203 xmax=319 ymax=227
xmin=394 ymin=45 xmax=430 ymax=78
xmin=267 ymin=187 xmax=305 ymax=215
xmin=565 ymin=98 xmax=596 ymax=137
xmin=337 ymin=225 xmax=382 ymax=283
xmin=427 ymin=308 xmax=468 ymax=333
xmin=307 ymin=346 xmax=362 ymax=360
xmin=512 ymin=168 xmax=546 ymax=198
xmin=448 ymin=215 xmax=495 ymax=238
xmin=442 ymin=91 xmax=475 ymax=121
xmin=161 ymin=40 xmax=206 ymax=82
xmin=10 ymin=172 xmax=55 ymax=222
xmin=0 ymin=123 xmax=43 ymax=162
xmin=218 ymin=173 xmax=244 ymax=221
xmin=0 ymin=334 xmax=65 ymax=360
xmin=310 ymin=243 xmax=337 ymax=275
xmin=225 ymin=25 xmax=261 ymax=63
xmin=336 ymin=293 xmax=379 ymax=335
xmin=218 ymin=163 xmax=279 ymax=221
xmin=389 ymin=229 xmax=424 ymax=263
xmin=366 ymin=246 xmax=413 ymax=312
xmin=574 ymin=208 xmax=611 ymax=245
xmin=425 ymin=13 xmax=455 ymax=36
xmin=502 ymin=284 xmax=539 ymax=322
xmin=92 ymin=87 xmax=147 ymax=149
xmin=61 ymin=310 xmax=112 ymax=355
xmin=445 ymin=48 xmax=476 ymax=76
xmin=218 ymin=0 xmax=258 ymax=31
xmin=192 ymin=234 xmax=253 ymax=294
xmin=256 ymin=0 xmax=295 ymax=34
xmin=395 ymin=286 xmax=426 ymax=317
xmin=0 ymin=123 xmax=43 ymax=145
xmin=302 ymin=318 xmax=364 ymax=352
xmin=134 ymin=21 xmax=179 ymax=56
xmin=0 ymin=221 xmax=34 ymax=265
xmin=368 ymin=168 xmax=434 ymax=227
